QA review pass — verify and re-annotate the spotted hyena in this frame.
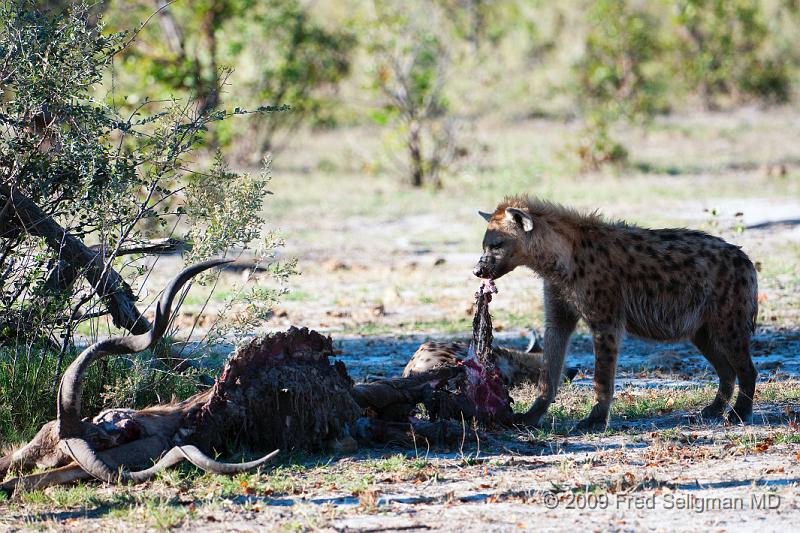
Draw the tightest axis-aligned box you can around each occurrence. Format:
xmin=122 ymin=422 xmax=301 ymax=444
xmin=473 ymin=196 xmax=758 ymax=430
xmin=402 ymin=331 xmax=580 ymax=386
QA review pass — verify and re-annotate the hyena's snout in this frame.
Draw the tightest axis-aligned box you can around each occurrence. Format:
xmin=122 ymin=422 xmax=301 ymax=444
xmin=473 ymin=255 xmax=494 ymax=278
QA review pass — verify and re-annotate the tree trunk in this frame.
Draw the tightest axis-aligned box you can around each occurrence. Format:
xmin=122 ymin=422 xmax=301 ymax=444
xmin=408 ymin=122 xmax=424 ymax=187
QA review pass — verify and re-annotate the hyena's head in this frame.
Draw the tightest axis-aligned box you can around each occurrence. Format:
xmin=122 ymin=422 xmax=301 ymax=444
xmin=473 ymin=203 xmax=534 ymax=279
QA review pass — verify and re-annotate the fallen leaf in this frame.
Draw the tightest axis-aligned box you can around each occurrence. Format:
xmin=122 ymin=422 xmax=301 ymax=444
xmin=753 ymin=439 xmax=772 ymax=453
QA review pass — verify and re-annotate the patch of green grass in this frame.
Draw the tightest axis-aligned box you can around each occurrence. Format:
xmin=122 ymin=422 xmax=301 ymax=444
xmin=200 ymin=462 xmax=313 ymax=497
xmin=494 ymin=310 xmax=542 ymax=330
xmin=284 ymin=289 xmax=312 ymax=302
xmin=757 ymin=242 xmax=800 ymax=279
xmin=772 ymin=431 xmax=800 ymax=444
xmin=724 ymin=429 xmax=800 ymax=450
xmin=73 ymin=319 xmax=126 ymax=337
xmin=179 ymin=286 xmax=240 ymax=308
xmin=651 ymin=427 xmax=684 ymax=442
xmin=361 ymin=453 xmax=430 ymax=475
xmin=631 ymin=161 xmax=699 ymax=176
xmin=612 ymin=386 xmax=716 ymax=420
xmin=513 ymin=384 xmax=721 ymax=423
xmin=515 ymin=381 xmax=800 ymax=428
xmin=362 ymin=454 xmax=409 ymax=473
xmin=108 ymin=496 xmax=195 ymax=531
xmin=23 ymin=483 xmax=104 ymax=508
xmin=756 ymin=380 xmax=800 ymax=403
xmin=16 ymin=483 xmax=140 ymax=520
xmin=512 ymin=383 xmax=593 ymax=421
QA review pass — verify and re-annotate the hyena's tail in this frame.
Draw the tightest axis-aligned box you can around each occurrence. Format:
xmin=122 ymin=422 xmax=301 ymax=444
xmin=746 ymin=257 xmax=759 ymax=335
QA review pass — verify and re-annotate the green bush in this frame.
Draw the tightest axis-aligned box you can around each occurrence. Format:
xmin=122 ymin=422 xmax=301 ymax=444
xmin=0 ymin=1 xmax=291 ymax=442
xmin=672 ymin=0 xmax=792 ymax=107
xmin=574 ymin=0 xmax=667 ymax=169
xmin=367 ymin=1 xmax=465 ymax=187
xmin=103 ymin=0 xmax=355 ymax=160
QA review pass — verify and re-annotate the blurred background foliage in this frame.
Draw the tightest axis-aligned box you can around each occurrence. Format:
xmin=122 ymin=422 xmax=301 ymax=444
xmin=70 ymin=0 xmax=800 ymax=179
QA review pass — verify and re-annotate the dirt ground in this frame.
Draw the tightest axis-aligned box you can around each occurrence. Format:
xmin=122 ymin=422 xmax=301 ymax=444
xmin=2 ymin=108 xmax=800 ymax=531
xmin=3 ymin=387 xmax=799 ymax=532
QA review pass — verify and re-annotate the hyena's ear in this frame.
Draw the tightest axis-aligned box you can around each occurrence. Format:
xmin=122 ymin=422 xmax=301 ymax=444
xmin=505 ymin=207 xmax=533 ymax=232
xmin=478 ymin=210 xmax=493 ymax=222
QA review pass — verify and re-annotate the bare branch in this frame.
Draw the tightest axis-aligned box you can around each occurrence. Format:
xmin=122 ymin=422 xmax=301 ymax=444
xmin=0 ymin=184 xmax=151 ymax=335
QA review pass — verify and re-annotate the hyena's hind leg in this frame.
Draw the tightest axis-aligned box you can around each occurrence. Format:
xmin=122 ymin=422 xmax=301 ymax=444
xmin=724 ymin=335 xmax=757 ymax=424
xmin=691 ymin=325 xmax=736 ymax=420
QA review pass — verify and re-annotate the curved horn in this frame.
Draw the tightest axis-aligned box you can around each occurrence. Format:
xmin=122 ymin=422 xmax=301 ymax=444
xmin=55 ymin=259 xmax=232 ymax=484
xmin=525 ymin=330 xmax=543 ymax=353
xmin=60 ymin=438 xmax=189 ymax=483
xmin=61 ymin=439 xmax=278 ymax=483
xmin=176 ymin=445 xmax=279 ymax=475
xmin=1 ymin=435 xmax=170 ymax=494
xmin=57 ymin=259 xmax=232 ymax=439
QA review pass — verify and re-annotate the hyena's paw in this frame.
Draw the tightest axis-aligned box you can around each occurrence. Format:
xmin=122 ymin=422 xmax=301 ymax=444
xmin=513 ymin=398 xmax=550 ymax=427
xmin=727 ymin=406 xmax=753 ymax=425
xmin=512 ymin=412 xmax=543 ymax=427
xmin=574 ymin=404 xmax=609 ymax=432
xmin=699 ymin=402 xmax=726 ymax=420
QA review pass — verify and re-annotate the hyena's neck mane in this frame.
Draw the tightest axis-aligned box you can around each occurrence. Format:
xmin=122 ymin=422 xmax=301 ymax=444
xmin=500 ymin=196 xmax=616 ymax=282
xmin=499 ymin=196 xmax=607 ymax=229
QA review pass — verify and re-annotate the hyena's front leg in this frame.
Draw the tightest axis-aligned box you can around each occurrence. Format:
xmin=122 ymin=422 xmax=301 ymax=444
xmin=516 ymin=286 xmax=578 ymax=426
xmin=576 ymin=326 xmax=621 ymax=431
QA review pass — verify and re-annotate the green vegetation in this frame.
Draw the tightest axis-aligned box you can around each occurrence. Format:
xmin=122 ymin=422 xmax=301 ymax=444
xmin=672 ymin=0 xmax=794 ymax=107
xmin=366 ymin=1 xmax=464 ymax=187
xmin=26 ymin=0 xmax=799 ymax=182
xmin=104 ymin=0 xmax=355 ymax=159
xmin=0 ymin=1 xmax=291 ymax=442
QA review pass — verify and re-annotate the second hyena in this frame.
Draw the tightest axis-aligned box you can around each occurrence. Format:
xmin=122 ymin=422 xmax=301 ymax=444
xmin=402 ymin=332 xmax=580 ymax=386
xmin=473 ymin=196 xmax=758 ymax=430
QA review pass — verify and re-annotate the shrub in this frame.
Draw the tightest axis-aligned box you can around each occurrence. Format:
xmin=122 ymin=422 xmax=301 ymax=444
xmin=672 ymin=0 xmax=792 ymax=107
xmin=0 ymin=0 xmax=291 ymax=441
xmin=367 ymin=1 xmax=465 ymax=188
xmin=574 ymin=0 xmax=667 ymax=170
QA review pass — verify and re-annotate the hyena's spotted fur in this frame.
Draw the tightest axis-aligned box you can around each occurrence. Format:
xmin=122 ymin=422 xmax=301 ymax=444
xmin=402 ymin=332 xmax=579 ymax=387
xmin=473 ymin=196 xmax=758 ymax=430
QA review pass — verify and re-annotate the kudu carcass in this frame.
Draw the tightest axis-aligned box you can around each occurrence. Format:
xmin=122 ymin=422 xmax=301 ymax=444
xmin=0 ymin=260 xmax=277 ymax=495
xmin=1 ymin=266 xmax=519 ymax=496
